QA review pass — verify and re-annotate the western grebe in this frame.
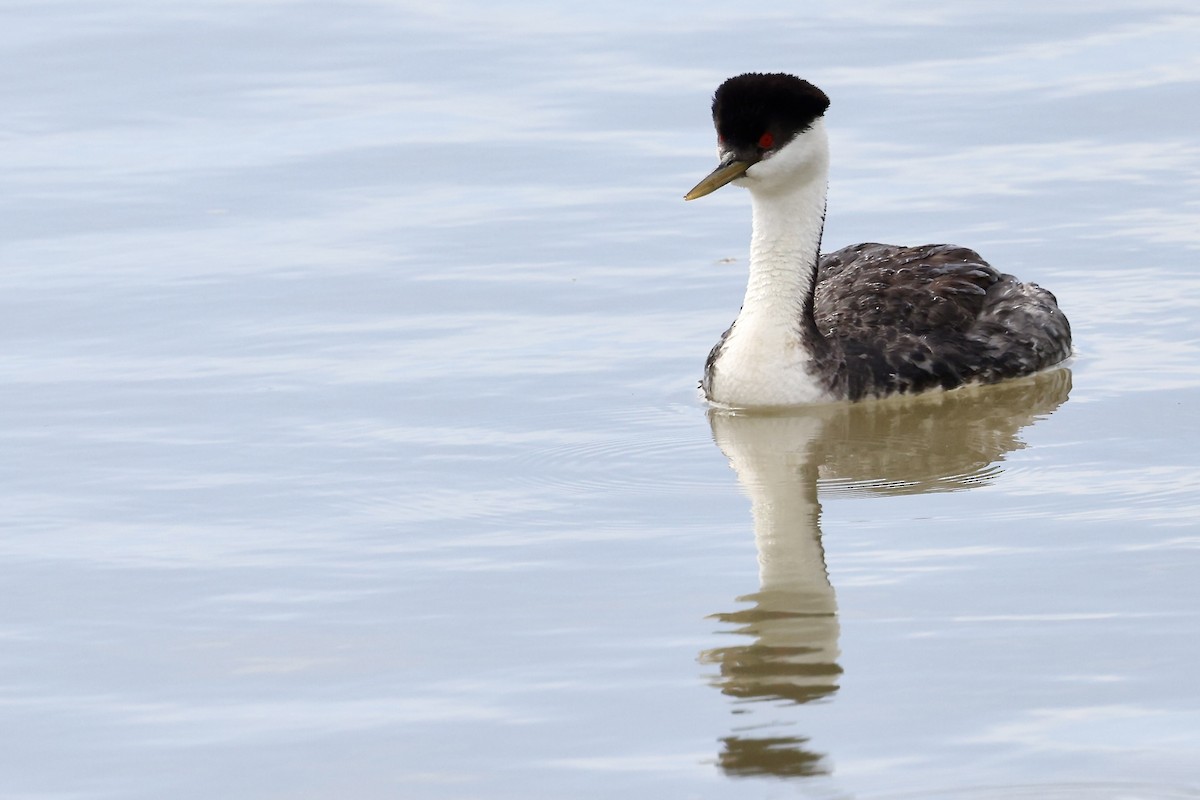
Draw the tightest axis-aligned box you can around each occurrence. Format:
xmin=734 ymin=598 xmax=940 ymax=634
xmin=686 ymin=73 xmax=1072 ymax=407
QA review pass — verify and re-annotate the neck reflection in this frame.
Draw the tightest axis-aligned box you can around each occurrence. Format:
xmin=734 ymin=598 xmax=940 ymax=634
xmin=702 ymin=369 xmax=1073 ymax=780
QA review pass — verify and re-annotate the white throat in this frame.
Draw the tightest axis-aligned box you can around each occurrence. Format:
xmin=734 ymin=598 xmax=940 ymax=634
xmin=707 ymin=119 xmax=833 ymax=408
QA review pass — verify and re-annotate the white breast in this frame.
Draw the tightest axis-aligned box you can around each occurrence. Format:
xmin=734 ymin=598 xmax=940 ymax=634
xmin=708 ymin=321 xmax=833 ymax=407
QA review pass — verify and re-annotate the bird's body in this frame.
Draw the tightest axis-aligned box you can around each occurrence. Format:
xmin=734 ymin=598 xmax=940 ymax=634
xmin=686 ymin=74 xmax=1072 ymax=407
xmin=703 ymin=241 xmax=1072 ymax=405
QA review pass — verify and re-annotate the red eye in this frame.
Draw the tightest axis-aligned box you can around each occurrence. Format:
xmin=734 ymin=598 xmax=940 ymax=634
xmin=758 ymin=132 xmax=775 ymax=149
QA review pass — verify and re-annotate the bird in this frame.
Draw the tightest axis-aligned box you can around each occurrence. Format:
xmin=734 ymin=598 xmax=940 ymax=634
xmin=685 ymin=73 xmax=1072 ymax=408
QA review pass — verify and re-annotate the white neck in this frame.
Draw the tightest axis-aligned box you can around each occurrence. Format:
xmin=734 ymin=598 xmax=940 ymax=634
xmin=707 ymin=120 xmax=832 ymax=407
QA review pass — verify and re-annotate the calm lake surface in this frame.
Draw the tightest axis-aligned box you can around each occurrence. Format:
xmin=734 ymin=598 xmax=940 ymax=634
xmin=3 ymin=2 xmax=1200 ymax=798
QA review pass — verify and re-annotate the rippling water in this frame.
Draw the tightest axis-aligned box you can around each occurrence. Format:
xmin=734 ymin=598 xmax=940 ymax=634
xmin=3 ymin=1 xmax=1200 ymax=798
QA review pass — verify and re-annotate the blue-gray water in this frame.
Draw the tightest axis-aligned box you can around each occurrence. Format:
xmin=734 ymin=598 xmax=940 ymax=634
xmin=3 ymin=2 xmax=1200 ymax=798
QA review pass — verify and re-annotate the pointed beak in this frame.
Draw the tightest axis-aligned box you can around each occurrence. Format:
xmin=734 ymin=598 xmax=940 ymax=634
xmin=684 ymin=158 xmax=752 ymax=201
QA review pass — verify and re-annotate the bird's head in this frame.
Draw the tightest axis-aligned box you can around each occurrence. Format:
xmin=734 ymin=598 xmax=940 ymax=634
xmin=685 ymin=73 xmax=831 ymax=201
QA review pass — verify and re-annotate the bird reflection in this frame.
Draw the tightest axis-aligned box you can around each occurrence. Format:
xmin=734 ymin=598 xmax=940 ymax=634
xmin=702 ymin=368 xmax=1073 ymax=779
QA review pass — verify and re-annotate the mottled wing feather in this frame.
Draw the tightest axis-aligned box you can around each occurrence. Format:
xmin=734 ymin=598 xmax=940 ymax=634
xmin=815 ymin=243 xmax=997 ymax=335
xmin=701 ymin=324 xmax=734 ymax=398
xmin=968 ymin=275 xmax=1072 ymax=378
xmin=811 ymin=243 xmax=1072 ymax=401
